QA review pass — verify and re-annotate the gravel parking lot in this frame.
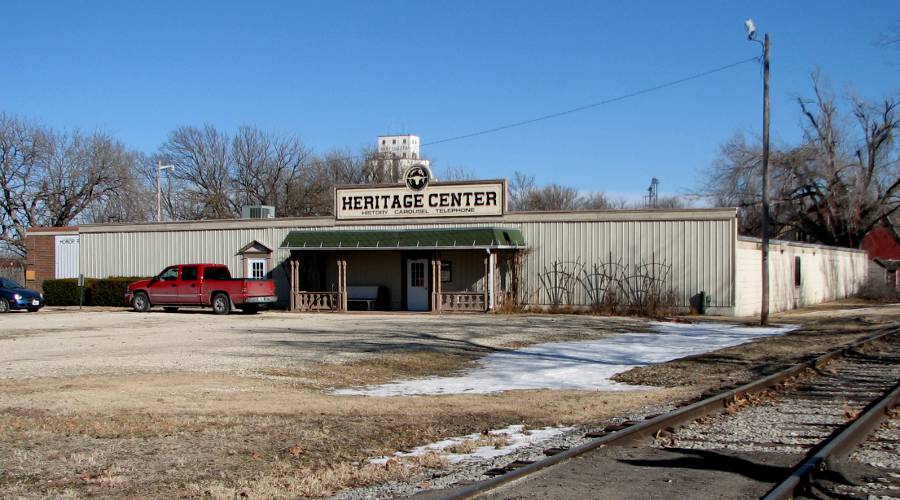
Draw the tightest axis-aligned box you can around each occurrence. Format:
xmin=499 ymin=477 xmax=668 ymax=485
xmin=1 ymin=307 xmax=648 ymax=380
xmin=1 ymin=302 xmax=897 ymax=498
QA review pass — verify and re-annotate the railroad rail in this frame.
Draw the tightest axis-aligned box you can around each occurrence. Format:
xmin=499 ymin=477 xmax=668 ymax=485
xmin=436 ymin=326 xmax=900 ymax=499
xmin=763 ymin=377 xmax=900 ymax=498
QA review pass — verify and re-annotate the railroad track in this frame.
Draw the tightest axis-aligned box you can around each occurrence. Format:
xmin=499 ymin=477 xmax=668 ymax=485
xmin=432 ymin=327 xmax=900 ymax=499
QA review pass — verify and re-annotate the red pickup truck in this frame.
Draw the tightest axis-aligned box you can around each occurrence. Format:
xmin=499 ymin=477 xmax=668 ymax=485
xmin=126 ymin=263 xmax=277 ymax=314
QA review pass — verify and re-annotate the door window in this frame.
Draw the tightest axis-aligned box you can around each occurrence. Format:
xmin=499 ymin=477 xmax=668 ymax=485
xmin=181 ymin=266 xmax=198 ymax=281
xmin=158 ymin=267 xmax=178 ymax=281
xmin=410 ymin=262 xmax=425 ymax=287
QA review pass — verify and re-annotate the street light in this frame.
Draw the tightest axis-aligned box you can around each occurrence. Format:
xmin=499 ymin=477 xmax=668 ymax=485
xmin=157 ymin=160 xmax=175 ymax=222
xmin=746 ymin=18 xmax=771 ymax=326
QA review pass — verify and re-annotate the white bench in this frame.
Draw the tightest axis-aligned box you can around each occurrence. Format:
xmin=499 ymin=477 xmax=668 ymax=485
xmin=347 ymin=286 xmax=380 ymax=311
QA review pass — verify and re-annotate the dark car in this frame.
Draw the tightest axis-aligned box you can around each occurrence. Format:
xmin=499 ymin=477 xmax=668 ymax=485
xmin=0 ymin=278 xmax=44 ymax=313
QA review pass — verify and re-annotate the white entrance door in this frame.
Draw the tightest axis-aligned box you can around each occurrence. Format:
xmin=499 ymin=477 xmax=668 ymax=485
xmin=406 ymin=259 xmax=429 ymax=311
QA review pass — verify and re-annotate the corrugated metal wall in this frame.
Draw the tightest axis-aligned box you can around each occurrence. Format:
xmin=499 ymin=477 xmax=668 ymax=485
xmin=80 ymin=213 xmax=737 ymax=311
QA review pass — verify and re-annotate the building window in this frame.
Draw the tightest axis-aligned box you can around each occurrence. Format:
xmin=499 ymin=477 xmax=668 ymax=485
xmin=441 ymin=262 xmax=452 ymax=283
xmin=794 ymin=256 xmax=802 ymax=287
xmin=248 ymin=258 xmax=267 ymax=279
xmin=411 ymin=262 xmax=425 ymax=287
xmin=392 ymin=139 xmax=396 ymax=144
xmin=381 ymin=139 xmax=385 ymax=145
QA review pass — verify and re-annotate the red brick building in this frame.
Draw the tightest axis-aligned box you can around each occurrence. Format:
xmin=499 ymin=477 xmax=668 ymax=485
xmin=861 ymin=226 xmax=900 ymax=290
xmin=24 ymin=226 xmax=80 ymax=292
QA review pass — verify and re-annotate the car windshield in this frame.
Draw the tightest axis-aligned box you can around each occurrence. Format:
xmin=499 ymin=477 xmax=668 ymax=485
xmin=0 ymin=278 xmax=23 ymax=289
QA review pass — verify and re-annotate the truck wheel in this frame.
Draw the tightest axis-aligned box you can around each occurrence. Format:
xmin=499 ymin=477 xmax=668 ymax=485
xmin=240 ymin=305 xmax=259 ymax=314
xmin=0 ymin=298 xmax=9 ymax=313
xmin=163 ymin=307 xmax=179 ymax=313
xmin=132 ymin=292 xmax=151 ymax=312
xmin=211 ymin=293 xmax=231 ymax=315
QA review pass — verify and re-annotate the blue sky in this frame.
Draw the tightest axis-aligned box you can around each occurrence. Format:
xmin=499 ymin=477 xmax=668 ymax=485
xmin=2 ymin=1 xmax=897 ymax=200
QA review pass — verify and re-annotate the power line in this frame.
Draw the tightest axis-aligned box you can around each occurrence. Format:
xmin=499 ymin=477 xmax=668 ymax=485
xmin=157 ymin=56 xmax=761 ymax=173
xmin=423 ymin=56 xmax=760 ymax=147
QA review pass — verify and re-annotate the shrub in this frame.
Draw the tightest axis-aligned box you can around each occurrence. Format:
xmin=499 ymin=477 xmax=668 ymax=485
xmin=42 ymin=278 xmax=92 ymax=306
xmin=41 ymin=277 xmax=146 ymax=306
xmin=92 ymin=277 xmax=146 ymax=306
xmin=856 ymin=277 xmax=900 ymax=302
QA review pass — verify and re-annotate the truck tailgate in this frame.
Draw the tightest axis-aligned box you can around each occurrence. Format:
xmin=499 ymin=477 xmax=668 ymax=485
xmin=243 ymin=280 xmax=276 ymax=296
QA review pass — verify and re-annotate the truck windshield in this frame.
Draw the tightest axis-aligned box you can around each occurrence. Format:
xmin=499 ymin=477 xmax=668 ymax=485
xmin=203 ymin=266 xmax=231 ymax=280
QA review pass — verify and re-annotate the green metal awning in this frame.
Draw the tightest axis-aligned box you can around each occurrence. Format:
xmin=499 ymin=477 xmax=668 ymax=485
xmin=280 ymin=227 xmax=526 ymax=250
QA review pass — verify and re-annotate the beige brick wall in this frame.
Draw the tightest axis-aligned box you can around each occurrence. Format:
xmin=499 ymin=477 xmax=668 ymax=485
xmin=734 ymin=239 xmax=868 ymax=317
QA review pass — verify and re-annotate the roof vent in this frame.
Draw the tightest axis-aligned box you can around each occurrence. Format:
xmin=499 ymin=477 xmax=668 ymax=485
xmin=241 ymin=205 xmax=276 ymax=219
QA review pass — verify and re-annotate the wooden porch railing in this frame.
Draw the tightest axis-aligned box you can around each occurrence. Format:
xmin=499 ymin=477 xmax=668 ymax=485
xmin=293 ymin=292 xmax=340 ymax=312
xmin=440 ymin=292 xmax=486 ymax=312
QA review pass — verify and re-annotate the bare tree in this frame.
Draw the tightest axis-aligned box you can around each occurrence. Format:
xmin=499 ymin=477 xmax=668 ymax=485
xmin=0 ymin=113 xmax=136 ymax=254
xmin=232 ymin=125 xmax=309 ymax=211
xmin=79 ymin=149 xmax=150 ymax=224
xmin=581 ymin=192 xmax=632 ymax=210
xmin=704 ymin=73 xmax=900 ymax=246
xmin=523 ymin=183 xmax=581 ymax=211
xmin=439 ymin=165 xmax=476 ymax=181
xmin=508 ymin=171 xmax=536 ymax=211
xmin=363 ymin=147 xmax=404 ymax=184
xmin=158 ymin=125 xmax=235 ymax=219
xmin=283 ymin=149 xmax=370 ymax=216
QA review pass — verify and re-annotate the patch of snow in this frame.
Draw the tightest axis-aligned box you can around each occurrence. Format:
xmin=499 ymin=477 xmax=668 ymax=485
xmin=335 ymin=321 xmax=796 ymax=397
xmin=369 ymin=424 xmax=572 ymax=465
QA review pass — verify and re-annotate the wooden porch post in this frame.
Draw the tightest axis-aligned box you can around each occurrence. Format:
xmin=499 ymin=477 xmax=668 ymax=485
xmin=336 ymin=254 xmax=343 ymax=312
xmin=431 ymin=252 xmax=442 ymax=314
xmin=483 ymin=251 xmax=489 ymax=312
xmin=511 ymin=250 xmax=521 ymax=307
xmin=492 ymin=250 xmax=501 ymax=310
xmin=341 ymin=255 xmax=347 ymax=311
xmin=437 ymin=253 xmax=442 ymax=313
xmin=289 ymin=258 xmax=296 ymax=311
xmin=295 ymin=257 xmax=301 ymax=310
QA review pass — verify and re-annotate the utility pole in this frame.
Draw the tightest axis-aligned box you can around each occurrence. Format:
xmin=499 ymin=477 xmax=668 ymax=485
xmin=760 ymin=33 xmax=771 ymax=326
xmin=157 ymin=161 xmax=174 ymax=222
xmin=746 ymin=19 xmax=771 ymax=326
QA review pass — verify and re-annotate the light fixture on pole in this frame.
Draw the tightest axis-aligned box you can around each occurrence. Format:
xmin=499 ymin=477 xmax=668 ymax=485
xmin=157 ymin=160 xmax=175 ymax=222
xmin=745 ymin=18 xmax=771 ymax=326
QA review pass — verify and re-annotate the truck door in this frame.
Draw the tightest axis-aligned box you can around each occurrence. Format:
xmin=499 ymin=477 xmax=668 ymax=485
xmin=177 ymin=265 xmax=201 ymax=304
xmin=148 ymin=266 xmax=179 ymax=304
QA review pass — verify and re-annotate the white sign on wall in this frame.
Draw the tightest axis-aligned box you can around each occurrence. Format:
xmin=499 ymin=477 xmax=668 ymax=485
xmin=335 ymin=179 xmax=506 ymax=221
xmin=54 ymin=235 xmax=80 ymax=279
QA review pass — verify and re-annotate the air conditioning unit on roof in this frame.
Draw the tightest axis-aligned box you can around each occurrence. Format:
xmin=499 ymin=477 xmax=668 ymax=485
xmin=241 ymin=205 xmax=276 ymax=219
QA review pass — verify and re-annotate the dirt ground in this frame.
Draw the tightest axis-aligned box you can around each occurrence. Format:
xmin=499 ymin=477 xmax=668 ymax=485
xmin=1 ymin=302 xmax=898 ymax=498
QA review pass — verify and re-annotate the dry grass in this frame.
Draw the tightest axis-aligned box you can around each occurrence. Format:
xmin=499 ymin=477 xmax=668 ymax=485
xmin=0 ymin=409 xmax=198 ymax=439
xmin=190 ymin=452 xmax=451 ymax=499
xmin=262 ymin=351 xmax=480 ymax=390
xmin=481 ymin=433 xmax=511 ymax=449
xmin=0 ymin=378 xmax=688 ymax=498
xmin=445 ymin=439 xmax=479 ymax=454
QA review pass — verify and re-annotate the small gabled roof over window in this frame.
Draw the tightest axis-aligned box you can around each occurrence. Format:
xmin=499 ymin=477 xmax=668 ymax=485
xmin=237 ymin=240 xmax=274 ymax=254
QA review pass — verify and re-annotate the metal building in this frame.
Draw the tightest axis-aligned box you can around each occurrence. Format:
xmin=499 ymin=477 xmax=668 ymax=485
xmin=26 ymin=175 xmax=868 ymax=316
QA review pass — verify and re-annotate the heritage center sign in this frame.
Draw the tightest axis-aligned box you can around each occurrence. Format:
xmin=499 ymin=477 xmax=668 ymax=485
xmin=335 ymin=178 xmax=505 ymax=220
